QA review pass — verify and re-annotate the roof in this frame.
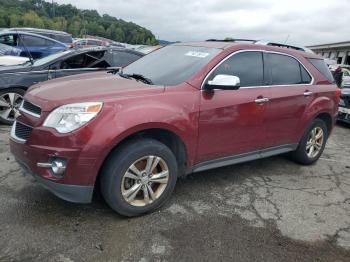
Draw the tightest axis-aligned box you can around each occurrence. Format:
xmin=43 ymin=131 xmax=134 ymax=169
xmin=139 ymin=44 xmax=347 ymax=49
xmin=7 ymin=27 xmax=71 ymax=36
xmin=173 ymin=41 xmax=320 ymax=58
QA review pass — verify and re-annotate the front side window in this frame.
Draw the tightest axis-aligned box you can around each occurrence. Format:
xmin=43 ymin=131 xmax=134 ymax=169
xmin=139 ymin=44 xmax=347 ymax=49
xmin=123 ymin=45 xmax=221 ymax=86
xmin=267 ymin=53 xmax=310 ymax=85
xmin=0 ymin=34 xmax=17 ymax=46
xmin=207 ymin=51 xmax=264 ymax=87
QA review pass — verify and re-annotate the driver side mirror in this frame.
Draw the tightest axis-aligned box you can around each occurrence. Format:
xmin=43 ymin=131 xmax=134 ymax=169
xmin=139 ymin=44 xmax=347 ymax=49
xmin=204 ymin=74 xmax=241 ymax=90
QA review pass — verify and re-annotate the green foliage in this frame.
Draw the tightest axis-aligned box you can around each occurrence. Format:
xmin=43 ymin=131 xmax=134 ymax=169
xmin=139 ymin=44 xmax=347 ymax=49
xmin=0 ymin=0 xmax=158 ymax=45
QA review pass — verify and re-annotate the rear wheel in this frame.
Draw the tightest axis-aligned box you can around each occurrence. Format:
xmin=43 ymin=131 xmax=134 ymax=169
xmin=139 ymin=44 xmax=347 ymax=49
xmin=100 ymin=138 xmax=178 ymax=217
xmin=290 ymin=118 xmax=328 ymax=165
xmin=0 ymin=88 xmax=25 ymax=125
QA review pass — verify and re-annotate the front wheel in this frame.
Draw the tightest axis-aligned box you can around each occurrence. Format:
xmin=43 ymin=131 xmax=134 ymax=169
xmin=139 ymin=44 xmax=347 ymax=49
xmin=0 ymin=88 xmax=25 ymax=125
xmin=100 ymin=139 xmax=178 ymax=217
xmin=290 ymin=118 xmax=328 ymax=165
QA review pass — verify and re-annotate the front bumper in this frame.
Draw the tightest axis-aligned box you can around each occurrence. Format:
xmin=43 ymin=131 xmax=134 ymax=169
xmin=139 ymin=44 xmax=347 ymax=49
xmin=16 ymin=158 xmax=93 ymax=203
xmin=9 ymin=121 xmax=102 ymax=204
xmin=337 ymin=106 xmax=350 ymax=124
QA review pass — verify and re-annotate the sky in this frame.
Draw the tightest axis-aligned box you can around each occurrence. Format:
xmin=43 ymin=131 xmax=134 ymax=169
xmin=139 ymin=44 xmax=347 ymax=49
xmin=54 ymin=0 xmax=349 ymax=46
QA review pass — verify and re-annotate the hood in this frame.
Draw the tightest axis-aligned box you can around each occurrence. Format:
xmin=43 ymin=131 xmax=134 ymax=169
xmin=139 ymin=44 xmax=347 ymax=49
xmin=0 ymin=63 xmax=32 ymax=73
xmin=25 ymin=71 xmax=164 ymax=111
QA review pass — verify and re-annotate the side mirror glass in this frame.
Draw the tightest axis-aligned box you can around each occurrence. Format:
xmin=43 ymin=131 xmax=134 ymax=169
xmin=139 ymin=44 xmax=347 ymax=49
xmin=205 ymin=74 xmax=241 ymax=90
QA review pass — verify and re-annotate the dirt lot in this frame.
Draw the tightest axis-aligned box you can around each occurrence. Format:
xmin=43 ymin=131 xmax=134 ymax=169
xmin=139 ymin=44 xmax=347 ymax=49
xmin=1 ymin=124 xmax=350 ymax=262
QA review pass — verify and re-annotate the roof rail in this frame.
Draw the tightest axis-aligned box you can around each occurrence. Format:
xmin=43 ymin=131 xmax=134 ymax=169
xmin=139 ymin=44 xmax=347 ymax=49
xmin=254 ymin=40 xmax=314 ymax=53
xmin=206 ymin=38 xmax=257 ymax=43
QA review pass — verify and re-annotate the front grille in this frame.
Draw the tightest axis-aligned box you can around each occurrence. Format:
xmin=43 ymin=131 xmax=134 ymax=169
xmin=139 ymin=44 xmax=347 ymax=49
xmin=14 ymin=122 xmax=33 ymax=141
xmin=21 ymin=100 xmax=42 ymax=117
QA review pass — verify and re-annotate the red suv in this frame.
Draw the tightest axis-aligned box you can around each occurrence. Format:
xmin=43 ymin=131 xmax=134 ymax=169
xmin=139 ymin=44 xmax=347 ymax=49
xmin=10 ymin=40 xmax=340 ymax=216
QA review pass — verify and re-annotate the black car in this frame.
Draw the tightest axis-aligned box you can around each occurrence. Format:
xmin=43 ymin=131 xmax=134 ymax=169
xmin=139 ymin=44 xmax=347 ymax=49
xmin=0 ymin=47 xmax=144 ymax=124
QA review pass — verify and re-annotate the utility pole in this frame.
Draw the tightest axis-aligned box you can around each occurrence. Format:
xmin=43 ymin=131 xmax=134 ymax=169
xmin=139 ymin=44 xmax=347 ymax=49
xmin=52 ymin=0 xmax=55 ymax=17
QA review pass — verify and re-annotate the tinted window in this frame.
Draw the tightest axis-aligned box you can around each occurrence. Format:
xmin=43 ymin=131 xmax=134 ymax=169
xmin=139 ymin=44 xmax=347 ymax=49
xmin=20 ymin=35 xmax=47 ymax=47
xmin=123 ymin=45 xmax=221 ymax=86
xmin=0 ymin=34 xmax=17 ymax=46
xmin=268 ymin=53 xmax=304 ymax=85
xmin=300 ymin=65 xmax=312 ymax=83
xmin=208 ymin=51 xmax=264 ymax=87
xmin=308 ymin=58 xmax=334 ymax=82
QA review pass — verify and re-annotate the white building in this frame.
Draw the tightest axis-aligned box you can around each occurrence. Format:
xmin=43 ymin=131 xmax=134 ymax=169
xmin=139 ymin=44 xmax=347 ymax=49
xmin=307 ymin=41 xmax=350 ymax=65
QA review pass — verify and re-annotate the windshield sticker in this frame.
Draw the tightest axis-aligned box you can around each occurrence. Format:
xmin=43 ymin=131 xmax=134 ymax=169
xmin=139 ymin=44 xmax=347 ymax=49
xmin=185 ymin=51 xmax=210 ymax=58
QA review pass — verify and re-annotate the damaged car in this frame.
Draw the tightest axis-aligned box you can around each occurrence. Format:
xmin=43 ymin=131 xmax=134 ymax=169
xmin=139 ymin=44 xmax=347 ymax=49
xmin=0 ymin=47 xmax=143 ymax=124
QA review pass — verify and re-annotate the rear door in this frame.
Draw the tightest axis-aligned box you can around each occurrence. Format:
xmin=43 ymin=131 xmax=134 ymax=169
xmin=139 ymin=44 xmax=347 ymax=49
xmin=263 ymin=52 xmax=314 ymax=148
xmin=196 ymin=51 xmax=271 ymax=163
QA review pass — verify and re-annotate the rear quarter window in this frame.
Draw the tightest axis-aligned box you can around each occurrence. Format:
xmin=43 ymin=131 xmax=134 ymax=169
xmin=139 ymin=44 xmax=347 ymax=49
xmin=308 ymin=58 xmax=334 ymax=83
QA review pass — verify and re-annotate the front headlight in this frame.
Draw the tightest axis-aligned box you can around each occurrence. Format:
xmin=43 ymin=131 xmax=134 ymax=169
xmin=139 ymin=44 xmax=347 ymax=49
xmin=339 ymin=99 xmax=345 ymax=106
xmin=43 ymin=102 xmax=103 ymax=133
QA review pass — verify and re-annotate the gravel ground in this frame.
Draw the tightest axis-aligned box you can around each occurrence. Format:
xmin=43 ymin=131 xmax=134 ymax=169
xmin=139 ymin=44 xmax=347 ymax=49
xmin=0 ymin=124 xmax=350 ymax=262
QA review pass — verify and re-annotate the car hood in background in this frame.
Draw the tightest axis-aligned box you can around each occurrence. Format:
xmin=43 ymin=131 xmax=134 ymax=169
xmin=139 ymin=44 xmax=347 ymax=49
xmin=26 ymin=71 xmax=165 ymax=112
xmin=0 ymin=56 xmax=30 ymax=66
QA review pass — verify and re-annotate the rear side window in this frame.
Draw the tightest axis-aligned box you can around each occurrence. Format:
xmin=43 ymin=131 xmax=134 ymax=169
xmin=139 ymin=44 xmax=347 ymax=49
xmin=267 ymin=53 xmax=311 ymax=85
xmin=209 ymin=51 xmax=264 ymax=87
xmin=308 ymin=58 xmax=334 ymax=82
xmin=20 ymin=35 xmax=47 ymax=47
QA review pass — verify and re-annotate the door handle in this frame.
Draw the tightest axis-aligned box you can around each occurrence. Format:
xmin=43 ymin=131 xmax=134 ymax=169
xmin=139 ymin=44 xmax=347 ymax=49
xmin=255 ymin=97 xmax=269 ymax=104
xmin=304 ymin=91 xmax=313 ymax=97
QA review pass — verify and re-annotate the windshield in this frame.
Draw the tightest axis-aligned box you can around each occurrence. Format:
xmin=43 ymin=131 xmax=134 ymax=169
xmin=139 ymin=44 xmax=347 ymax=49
xmin=32 ymin=50 xmax=71 ymax=67
xmin=123 ymin=45 xmax=221 ymax=85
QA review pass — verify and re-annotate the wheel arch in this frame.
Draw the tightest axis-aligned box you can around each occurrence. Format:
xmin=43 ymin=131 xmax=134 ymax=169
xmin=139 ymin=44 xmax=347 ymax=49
xmin=94 ymin=127 xmax=189 ymax=189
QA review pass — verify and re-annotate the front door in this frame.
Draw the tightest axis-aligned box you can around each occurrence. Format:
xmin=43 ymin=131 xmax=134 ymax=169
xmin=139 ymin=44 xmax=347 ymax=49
xmin=196 ymin=51 xmax=270 ymax=163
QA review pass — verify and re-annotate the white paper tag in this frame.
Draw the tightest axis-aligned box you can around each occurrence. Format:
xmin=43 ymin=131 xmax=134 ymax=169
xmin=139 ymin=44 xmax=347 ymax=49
xmin=185 ymin=51 xmax=209 ymax=58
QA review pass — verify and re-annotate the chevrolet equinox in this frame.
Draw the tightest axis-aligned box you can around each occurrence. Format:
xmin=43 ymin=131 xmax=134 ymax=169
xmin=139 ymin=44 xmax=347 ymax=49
xmin=10 ymin=40 xmax=340 ymax=216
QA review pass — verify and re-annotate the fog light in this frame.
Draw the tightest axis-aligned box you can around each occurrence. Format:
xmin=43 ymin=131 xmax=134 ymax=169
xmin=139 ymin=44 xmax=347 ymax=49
xmin=51 ymin=159 xmax=66 ymax=176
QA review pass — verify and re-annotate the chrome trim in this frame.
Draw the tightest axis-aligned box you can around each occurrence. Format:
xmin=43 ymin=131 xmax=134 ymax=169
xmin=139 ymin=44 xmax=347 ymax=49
xmin=303 ymin=91 xmax=313 ymax=97
xmin=19 ymin=101 xmax=41 ymax=118
xmin=10 ymin=121 xmax=26 ymax=144
xmin=200 ymin=49 xmax=314 ymax=90
xmin=255 ymin=97 xmax=269 ymax=104
xmin=37 ymin=162 xmax=53 ymax=168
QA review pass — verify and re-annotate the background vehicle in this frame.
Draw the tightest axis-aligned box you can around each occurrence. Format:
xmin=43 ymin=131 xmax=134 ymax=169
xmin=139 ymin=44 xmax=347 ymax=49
xmin=0 ymin=55 xmax=29 ymax=66
xmin=6 ymin=28 xmax=73 ymax=44
xmin=0 ymin=31 xmax=67 ymax=59
xmin=0 ymin=47 xmax=144 ymax=124
xmin=72 ymin=38 xmax=109 ymax=48
xmin=10 ymin=40 xmax=338 ymax=216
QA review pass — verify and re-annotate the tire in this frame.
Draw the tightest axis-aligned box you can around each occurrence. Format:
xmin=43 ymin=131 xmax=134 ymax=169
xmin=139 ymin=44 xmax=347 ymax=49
xmin=100 ymin=138 xmax=178 ymax=217
xmin=290 ymin=118 xmax=328 ymax=165
xmin=0 ymin=88 xmax=25 ymax=125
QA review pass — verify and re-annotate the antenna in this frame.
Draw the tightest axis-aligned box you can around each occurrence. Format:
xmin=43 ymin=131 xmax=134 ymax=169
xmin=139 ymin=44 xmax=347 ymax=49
xmin=284 ymin=34 xmax=290 ymax=44
xmin=15 ymin=30 xmax=34 ymax=65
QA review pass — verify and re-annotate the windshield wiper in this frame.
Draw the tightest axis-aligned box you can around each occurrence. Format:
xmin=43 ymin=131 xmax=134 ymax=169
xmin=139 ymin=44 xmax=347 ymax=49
xmin=117 ymin=72 xmax=153 ymax=85
xmin=127 ymin=73 xmax=153 ymax=85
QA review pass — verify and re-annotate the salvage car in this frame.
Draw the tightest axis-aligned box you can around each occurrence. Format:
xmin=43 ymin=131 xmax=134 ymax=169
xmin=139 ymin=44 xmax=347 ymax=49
xmin=10 ymin=40 xmax=339 ymax=216
xmin=0 ymin=47 xmax=144 ymax=124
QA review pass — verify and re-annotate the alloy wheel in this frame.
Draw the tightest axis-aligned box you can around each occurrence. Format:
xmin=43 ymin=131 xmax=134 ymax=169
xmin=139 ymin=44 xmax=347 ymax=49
xmin=306 ymin=127 xmax=324 ymax=158
xmin=121 ymin=155 xmax=169 ymax=207
xmin=0 ymin=92 xmax=23 ymax=122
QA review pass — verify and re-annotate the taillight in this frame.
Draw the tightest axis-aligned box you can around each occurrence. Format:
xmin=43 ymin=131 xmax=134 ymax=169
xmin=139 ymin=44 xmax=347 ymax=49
xmin=335 ymin=88 xmax=341 ymax=103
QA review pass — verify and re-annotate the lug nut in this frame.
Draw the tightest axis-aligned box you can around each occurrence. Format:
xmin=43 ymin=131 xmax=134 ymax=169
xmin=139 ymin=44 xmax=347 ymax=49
xmin=137 ymin=180 xmax=141 ymax=184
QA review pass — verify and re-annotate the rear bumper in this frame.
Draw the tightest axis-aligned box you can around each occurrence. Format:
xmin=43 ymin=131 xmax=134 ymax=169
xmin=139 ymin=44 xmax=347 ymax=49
xmin=16 ymin=158 xmax=94 ymax=203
